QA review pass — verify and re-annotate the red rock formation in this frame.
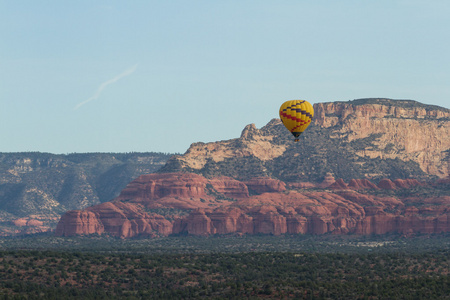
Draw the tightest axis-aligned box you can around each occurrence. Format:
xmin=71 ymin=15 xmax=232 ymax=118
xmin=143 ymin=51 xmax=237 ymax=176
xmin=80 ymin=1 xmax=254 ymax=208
xmin=393 ymin=179 xmax=422 ymax=189
xmin=4 ymin=216 xmax=55 ymax=236
xmin=117 ymin=172 xmax=209 ymax=202
xmin=55 ymin=202 xmax=173 ymax=238
xmin=378 ymin=178 xmax=397 ymax=189
xmin=286 ymin=214 xmax=308 ymax=234
xmin=245 ymin=177 xmax=286 ymax=194
xmin=184 ymin=209 xmax=212 ymax=236
xmin=288 ymin=182 xmax=317 ymax=189
xmin=318 ymin=172 xmax=336 ymax=188
xmin=11 ymin=218 xmax=44 ymax=227
xmin=329 ymin=178 xmax=348 ymax=189
xmin=348 ymin=179 xmax=379 ymax=190
xmin=55 ymin=210 xmax=104 ymax=236
xmin=55 ymin=172 xmax=450 ymax=238
xmin=11 ymin=219 xmax=27 ymax=227
xmin=209 ymin=176 xmax=249 ymax=199
xmin=250 ymin=206 xmax=287 ymax=235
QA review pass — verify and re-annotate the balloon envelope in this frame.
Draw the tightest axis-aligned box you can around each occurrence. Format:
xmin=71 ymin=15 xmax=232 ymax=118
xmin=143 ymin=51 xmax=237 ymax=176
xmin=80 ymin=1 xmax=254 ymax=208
xmin=279 ymin=100 xmax=314 ymax=141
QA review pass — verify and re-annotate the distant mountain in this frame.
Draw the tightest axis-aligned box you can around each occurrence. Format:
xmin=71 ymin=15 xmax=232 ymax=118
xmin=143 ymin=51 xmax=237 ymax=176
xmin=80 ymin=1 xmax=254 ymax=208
xmin=160 ymin=98 xmax=450 ymax=182
xmin=0 ymin=152 xmax=172 ymax=235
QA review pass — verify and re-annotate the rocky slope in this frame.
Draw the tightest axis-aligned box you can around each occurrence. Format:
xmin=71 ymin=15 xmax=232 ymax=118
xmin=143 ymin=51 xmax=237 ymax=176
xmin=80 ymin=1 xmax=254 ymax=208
xmin=160 ymin=98 xmax=450 ymax=182
xmin=55 ymin=172 xmax=450 ymax=238
xmin=0 ymin=152 xmax=171 ymax=236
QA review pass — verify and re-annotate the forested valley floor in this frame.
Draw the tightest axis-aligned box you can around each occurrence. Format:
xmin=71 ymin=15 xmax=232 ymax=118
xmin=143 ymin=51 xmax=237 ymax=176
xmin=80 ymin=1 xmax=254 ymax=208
xmin=0 ymin=234 xmax=449 ymax=299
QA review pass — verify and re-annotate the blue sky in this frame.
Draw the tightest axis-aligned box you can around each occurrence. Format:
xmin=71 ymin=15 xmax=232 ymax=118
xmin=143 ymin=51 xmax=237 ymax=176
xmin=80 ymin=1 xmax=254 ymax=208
xmin=1 ymin=1 xmax=449 ymax=154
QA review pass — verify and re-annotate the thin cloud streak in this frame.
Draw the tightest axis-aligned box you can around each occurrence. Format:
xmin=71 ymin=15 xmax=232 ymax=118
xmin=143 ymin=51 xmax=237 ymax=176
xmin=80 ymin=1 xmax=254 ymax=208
xmin=74 ymin=64 xmax=138 ymax=110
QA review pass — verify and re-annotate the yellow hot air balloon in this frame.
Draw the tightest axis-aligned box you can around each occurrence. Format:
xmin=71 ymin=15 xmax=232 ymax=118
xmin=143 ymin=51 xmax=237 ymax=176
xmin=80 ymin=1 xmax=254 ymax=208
xmin=279 ymin=100 xmax=314 ymax=142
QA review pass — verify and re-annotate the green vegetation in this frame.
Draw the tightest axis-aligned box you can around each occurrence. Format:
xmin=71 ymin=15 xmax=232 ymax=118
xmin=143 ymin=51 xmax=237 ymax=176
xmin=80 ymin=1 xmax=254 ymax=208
xmin=0 ymin=241 xmax=448 ymax=298
xmin=1 ymin=233 xmax=450 ymax=254
xmin=0 ymin=234 xmax=449 ymax=298
xmin=349 ymin=133 xmax=383 ymax=151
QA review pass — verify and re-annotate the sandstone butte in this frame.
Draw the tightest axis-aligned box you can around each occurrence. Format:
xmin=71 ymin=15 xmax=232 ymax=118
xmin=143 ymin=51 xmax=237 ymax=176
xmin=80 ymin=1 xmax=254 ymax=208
xmin=55 ymin=172 xmax=450 ymax=238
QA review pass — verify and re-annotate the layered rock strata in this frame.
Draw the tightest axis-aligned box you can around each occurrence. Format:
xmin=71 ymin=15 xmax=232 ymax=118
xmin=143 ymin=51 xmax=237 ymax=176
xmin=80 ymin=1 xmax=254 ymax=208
xmin=55 ymin=172 xmax=450 ymax=238
xmin=314 ymin=99 xmax=450 ymax=178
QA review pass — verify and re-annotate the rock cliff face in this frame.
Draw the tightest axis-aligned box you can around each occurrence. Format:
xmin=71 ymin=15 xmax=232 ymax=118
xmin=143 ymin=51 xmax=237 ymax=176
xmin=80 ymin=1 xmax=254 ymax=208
xmin=55 ymin=172 xmax=450 ymax=238
xmin=160 ymin=98 xmax=449 ymax=181
xmin=168 ymin=121 xmax=288 ymax=171
xmin=314 ymin=99 xmax=450 ymax=178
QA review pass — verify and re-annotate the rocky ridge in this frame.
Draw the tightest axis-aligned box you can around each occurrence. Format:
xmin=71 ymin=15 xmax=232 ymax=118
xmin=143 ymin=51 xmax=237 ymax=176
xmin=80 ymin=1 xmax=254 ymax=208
xmin=160 ymin=98 xmax=450 ymax=181
xmin=55 ymin=172 xmax=450 ymax=238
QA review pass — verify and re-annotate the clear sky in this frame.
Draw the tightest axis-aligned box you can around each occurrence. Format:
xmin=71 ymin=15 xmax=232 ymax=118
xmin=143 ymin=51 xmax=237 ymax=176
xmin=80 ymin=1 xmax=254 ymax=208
xmin=1 ymin=1 xmax=449 ymax=154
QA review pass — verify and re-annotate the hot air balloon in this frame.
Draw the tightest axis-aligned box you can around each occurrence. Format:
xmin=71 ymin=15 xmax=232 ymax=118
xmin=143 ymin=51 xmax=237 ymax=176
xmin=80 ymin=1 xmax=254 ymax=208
xmin=279 ymin=100 xmax=314 ymax=142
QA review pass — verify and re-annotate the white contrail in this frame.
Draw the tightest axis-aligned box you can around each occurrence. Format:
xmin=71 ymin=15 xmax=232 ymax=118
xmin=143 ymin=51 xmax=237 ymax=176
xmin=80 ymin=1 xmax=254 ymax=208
xmin=74 ymin=64 xmax=138 ymax=110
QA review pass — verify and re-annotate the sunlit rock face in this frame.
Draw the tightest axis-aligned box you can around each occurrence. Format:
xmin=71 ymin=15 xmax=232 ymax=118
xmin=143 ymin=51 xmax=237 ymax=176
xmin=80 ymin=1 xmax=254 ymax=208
xmin=55 ymin=172 xmax=450 ymax=238
xmin=314 ymin=99 xmax=450 ymax=178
